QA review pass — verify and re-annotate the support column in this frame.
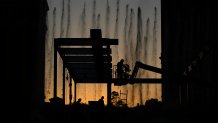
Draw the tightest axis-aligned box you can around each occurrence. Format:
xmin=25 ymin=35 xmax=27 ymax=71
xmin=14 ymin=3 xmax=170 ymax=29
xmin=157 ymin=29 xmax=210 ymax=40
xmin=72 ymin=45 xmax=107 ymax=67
xmin=74 ymin=82 xmax=77 ymax=102
xmin=107 ymin=82 xmax=111 ymax=105
xmin=62 ymin=64 xmax=65 ymax=104
xmin=106 ymin=44 xmax=112 ymax=105
xmin=69 ymin=76 xmax=72 ymax=105
xmin=53 ymin=40 xmax=57 ymax=98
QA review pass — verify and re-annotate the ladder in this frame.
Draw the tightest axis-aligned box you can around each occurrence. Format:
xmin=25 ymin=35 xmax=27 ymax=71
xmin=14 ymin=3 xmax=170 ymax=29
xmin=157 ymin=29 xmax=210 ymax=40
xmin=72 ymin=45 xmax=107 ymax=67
xmin=120 ymin=90 xmax=128 ymax=106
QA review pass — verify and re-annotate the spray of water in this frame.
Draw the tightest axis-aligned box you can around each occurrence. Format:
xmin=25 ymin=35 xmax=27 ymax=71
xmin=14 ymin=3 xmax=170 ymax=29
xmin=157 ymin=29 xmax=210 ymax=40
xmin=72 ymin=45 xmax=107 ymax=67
xmin=45 ymin=7 xmax=57 ymax=99
xmin=114 ymin=0 xmax=120 ymax=39
xmin=80 ymin=1 xmax=86 ymax=38
xmin=144 ymin=18 xmax=150 ymax=64
xmin=60 ymin=0 xmax=65 ymax=37
xmin=66 ymin=0 xmax=71 ymax=37
xmin=136 ymin=7 xmax=144 ymax=105
xmin=91 ymin=0 xmax=96 ymax=29
xmin=97 ymin=14 xmax=101 ymax=29
xmin=152 ymin=7 xmax=158 ymax=97
xmin=135 ymin=7 xmax=143 ymax=74
xmin=52 ymin=8 xmax=56 ymax=51
xmin=113 ymin=0 xmax=120 ymax=63
xmin=123 ymin=4 xmax=129 ymax=62
xmin=144 ymin=18 xmax=150 ymax=99
xmin=105 ymin=0 xmax=110 ymax=38
xmin=127 ymin=8 xmax=135 ymax=106
xmin=128 ymin=8 xmax=135 ymax=69
xmin=152 ymin=7 xmax=157 ymax=73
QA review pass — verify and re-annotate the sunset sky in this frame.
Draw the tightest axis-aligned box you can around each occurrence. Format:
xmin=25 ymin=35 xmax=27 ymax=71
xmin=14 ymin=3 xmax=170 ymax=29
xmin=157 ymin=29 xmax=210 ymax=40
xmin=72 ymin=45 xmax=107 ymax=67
xmin=45 ymin=0 xmax=161 ymax=107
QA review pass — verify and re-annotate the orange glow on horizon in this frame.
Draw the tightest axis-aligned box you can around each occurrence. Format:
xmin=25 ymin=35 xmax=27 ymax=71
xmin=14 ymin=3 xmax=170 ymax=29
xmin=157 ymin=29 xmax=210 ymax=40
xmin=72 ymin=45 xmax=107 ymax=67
xmin=44 ymin=0 xmax=162 ymax=107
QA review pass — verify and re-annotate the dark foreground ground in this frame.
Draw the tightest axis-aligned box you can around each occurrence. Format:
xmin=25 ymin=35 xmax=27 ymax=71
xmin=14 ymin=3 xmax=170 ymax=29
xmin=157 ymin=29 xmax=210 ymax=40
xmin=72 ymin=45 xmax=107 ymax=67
xmin=39 ymin=101 xmax=217 ymax=123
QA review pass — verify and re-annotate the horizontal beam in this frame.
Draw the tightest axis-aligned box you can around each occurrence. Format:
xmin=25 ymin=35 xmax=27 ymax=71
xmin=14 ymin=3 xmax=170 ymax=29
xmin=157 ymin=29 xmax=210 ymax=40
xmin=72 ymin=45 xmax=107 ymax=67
xmin=73 ymin=78 xmax=163 ymax=83
xmin=55 ymin=38 xmax=118 ymax=46
xmin=112 ymin=78 xmax=163 ymax=84
xmin=71 ymin=77 xmax=214 ymax=86
xmin=65 ymin=63 xmax=112 ymax=69
xmin=68 ymin=69 xmax=111 ymax=83
xmin=58 ymin=48 xmax=111 ymax=55
xmin=73 ymin=78 xmax=112 ymax=83
xmin=68 ymin=68 xmax=112 ymax=74
xmin=68 ymin=69 xmax=112 ymax=78
xmin=62 ymin=55 xmax=112 ymax=62
xmin=69 ymin=73 xmax=111 ymax=80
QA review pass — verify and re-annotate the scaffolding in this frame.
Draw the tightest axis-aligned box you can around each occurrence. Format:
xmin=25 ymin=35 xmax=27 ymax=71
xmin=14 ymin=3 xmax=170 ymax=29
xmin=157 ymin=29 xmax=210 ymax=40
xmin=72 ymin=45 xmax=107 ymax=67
xmin=119 ymin=90 xmax=128 ymax=106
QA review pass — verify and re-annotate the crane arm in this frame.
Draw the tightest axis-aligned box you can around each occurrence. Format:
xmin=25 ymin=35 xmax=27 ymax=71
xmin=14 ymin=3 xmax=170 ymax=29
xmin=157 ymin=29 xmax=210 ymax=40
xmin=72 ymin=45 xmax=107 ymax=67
xmin=130 ymin=61 xmax=162 ymax=79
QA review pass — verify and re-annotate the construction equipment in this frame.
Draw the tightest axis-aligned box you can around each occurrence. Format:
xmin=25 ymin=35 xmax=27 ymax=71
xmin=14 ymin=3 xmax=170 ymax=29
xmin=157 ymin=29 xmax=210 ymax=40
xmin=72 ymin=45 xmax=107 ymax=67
xmin=130 ymin=61 xmax=162 ymax=79
xmin=113 ymin=61 xmax=162 ymax=86
xmin=126 ymin=45 xmax=213 ymax=83
xmin=119 ymin=90 xmax=128 ymax=106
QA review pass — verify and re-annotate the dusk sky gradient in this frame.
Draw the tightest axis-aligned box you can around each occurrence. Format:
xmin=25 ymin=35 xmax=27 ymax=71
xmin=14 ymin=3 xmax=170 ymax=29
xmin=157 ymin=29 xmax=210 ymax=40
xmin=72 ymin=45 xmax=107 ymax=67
xmin=45 ymin=0 xmax=161 ymax=107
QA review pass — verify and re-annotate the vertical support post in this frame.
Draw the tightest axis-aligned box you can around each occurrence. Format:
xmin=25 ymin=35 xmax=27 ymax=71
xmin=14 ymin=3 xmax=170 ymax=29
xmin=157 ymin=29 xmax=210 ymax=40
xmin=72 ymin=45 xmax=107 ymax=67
xmin=106 ymin=44 xmax=111 ymax=105
xmin=63 ymin=64 xmax=65 ymax=104
xmin=54 ymin=39 xmax=57 ymax=98
xmin=107 ymin=82 xmax=111 ymax=105
xmin=74 ymin=82 xmax=77 ymax=102
xmin=69 ymin=76 xmax=72 ymax=105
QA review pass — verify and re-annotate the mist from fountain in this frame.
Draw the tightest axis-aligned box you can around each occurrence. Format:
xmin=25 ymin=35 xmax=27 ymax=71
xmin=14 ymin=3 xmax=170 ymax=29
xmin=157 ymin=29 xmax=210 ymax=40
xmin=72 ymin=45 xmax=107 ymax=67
xmin=45 ymin=0 xmax=161 ymax=106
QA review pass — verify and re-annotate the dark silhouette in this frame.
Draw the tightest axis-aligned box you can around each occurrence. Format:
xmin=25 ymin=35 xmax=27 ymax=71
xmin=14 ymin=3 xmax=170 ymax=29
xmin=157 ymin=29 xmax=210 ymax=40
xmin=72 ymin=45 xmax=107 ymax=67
xmin=54 ymin=29 xmax=118 ymax=105
xmin=75 ymin=98 xmax=82 ymax=104
xmin=73 ymin=98 xmax=83 ymax=112
xmin=4 ymin=0 xmax=217 ymax=122
xmin=144 ymin=99 xmax=163 ymax=112
xmin=98 ymin=96 xmax=105 ymax=107
xmin=117 ymin=59 xmax=125 ymax=78
xmin=117 ymin=59 xmax=131 ymax=79
xmin=123 ymin=63 xmax=131 ymax=78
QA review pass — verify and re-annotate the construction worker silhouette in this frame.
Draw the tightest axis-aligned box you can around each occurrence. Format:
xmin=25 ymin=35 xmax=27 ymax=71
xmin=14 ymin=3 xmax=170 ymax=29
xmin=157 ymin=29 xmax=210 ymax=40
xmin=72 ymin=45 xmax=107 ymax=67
xmin=117 ymin=59 xmax=125 ymax=78
xmin=123 ymin=64 xmax=131 ymax=79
